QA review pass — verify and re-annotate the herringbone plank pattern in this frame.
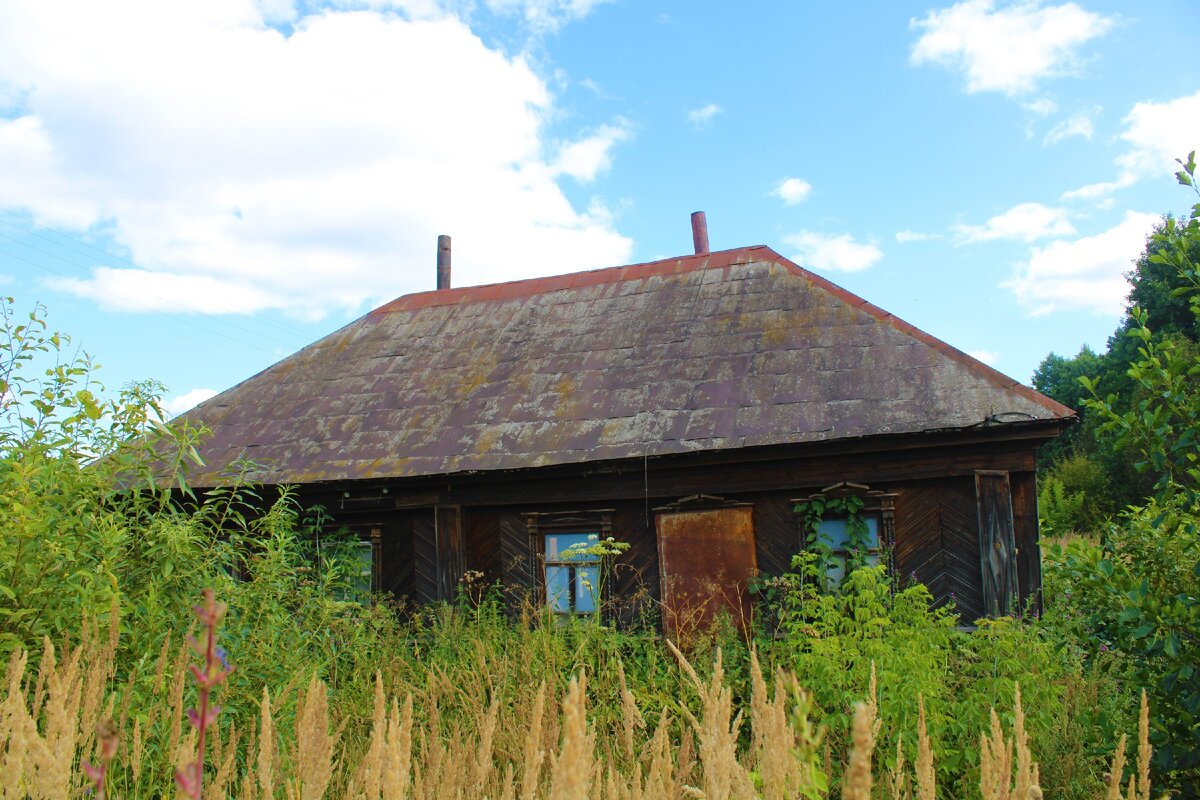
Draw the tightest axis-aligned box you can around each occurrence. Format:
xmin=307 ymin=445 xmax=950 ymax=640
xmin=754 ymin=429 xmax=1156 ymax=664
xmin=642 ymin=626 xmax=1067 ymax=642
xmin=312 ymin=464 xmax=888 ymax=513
xmin=754 ymin=495 xmax=799 ymax=576
xmin=413 ymin=513 xmax=438 ymax=605
xmin=499 ymin=511 xmax=535 ymax=606
xmin=894 ymin=479 xmax=984 ymax=622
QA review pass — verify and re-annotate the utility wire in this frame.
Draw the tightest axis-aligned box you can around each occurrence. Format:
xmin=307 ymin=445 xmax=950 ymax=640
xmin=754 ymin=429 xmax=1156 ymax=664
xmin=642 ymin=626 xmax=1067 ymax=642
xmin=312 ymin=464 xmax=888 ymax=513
xmin=0 ymin=208 xmax=317 ymax=344
xmin=0 ymin=244 xmax=285 ymax=356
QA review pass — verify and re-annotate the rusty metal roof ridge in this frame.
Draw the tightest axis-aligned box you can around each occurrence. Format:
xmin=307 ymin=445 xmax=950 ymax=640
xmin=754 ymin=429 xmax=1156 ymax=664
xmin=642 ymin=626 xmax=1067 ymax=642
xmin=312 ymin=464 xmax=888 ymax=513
xmin=371 ymin=245 xmax=773 ymax=314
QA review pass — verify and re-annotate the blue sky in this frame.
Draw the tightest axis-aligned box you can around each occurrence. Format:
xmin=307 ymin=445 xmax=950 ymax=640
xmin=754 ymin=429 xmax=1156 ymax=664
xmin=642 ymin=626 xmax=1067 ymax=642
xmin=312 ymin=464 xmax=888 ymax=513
xmin=1 ymin=0 xmax=1198 ymax=416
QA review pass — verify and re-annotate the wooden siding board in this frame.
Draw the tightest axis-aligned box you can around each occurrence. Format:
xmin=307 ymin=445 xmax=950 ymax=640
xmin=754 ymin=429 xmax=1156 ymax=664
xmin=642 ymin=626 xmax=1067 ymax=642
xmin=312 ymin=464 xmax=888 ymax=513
xmin=752 ymin=495 xmax=797 ymax=577
xmin=499 ymin=511 xmax=535 ymax=607
xmin=894 ymin=478 xmax=984 ymax=623
xmin=608 ymin=503 xmax=659 ymax=624
xmin=413 ymin=512 xmax=438 ymax=605
xmin=1010 ymin=470 xmax=1042 ymax=614
xmin=435 ymin=506 xmax=465 ymax=601
xmin=976 ymin=471 xmax=1019 ymax=618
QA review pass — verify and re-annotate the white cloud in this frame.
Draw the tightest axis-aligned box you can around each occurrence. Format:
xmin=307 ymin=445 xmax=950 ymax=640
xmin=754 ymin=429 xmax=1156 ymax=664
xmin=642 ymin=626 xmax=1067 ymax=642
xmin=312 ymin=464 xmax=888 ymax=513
xmin=967 ymin=349 xmax=1000 ymax=366
xmin=1044 ymin=111 xmax=1095 ymax=144
xmin=0 ymin=3 xmax=633 ymax=317
xmin=1023 ymin=98 xmax=1058 ymax=116
xmin=46 ymin=268 xmax=284 ymax=314
xmin=783 ymin=231 xmax=883 ymax=273
xmin=686 ymin=103 xmax=723 ymax=128
xmin=1004 ymin=210 xmax=1159 ymax=315
xmin=772 ymin=178 xmax=812 ymax=205
xmin=910 ymin=0 xmax=1113 ymax=96
xmin=483 ymin=0 xmax=611 ymax=33
xmin=955 ymin=202 xmax=1076 ymax=243
xmin=550 ymin=121 xmax=631 ymax=182
xmin=895 ymin=230 xmax=942 ymax=243
xmin=1063 ymin=91 xmax=1200 ymax=200
xmin=164 ymin=388 xmax=218 ymax=418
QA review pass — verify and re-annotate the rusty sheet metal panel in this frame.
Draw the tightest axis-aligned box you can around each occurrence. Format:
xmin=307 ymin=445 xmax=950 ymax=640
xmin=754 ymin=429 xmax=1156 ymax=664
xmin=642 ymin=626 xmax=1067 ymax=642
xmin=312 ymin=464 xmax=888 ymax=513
xmin=656 ymin=506 xmax=757 ymax=643
xmin=976 ymin=471 xmax=1018 ymax=617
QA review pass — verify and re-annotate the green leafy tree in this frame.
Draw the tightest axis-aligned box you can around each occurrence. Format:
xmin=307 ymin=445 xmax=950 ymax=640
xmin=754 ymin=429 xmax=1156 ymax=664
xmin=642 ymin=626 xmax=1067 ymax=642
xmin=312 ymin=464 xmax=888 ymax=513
xmin=1047 ymin=152 xmax=1200 ymax=794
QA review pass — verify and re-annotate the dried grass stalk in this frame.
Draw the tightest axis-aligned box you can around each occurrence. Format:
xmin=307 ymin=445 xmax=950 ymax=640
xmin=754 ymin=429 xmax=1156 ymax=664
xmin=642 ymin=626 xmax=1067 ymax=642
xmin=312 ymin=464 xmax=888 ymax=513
xmin=293 ymin=676 xmax=335 ymax=800
xmin=915 ymin=696 xmax=936 ymax=800
xmin=842 ymin=700 xmax=876 ymax=800
xmin=549 ymin=672 xmax=593 ymax=800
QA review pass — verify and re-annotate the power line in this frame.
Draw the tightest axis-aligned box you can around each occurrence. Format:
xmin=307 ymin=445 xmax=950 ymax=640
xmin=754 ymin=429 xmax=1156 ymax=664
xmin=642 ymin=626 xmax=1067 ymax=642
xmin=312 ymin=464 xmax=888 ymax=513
xmin=0 ymin=208 xmax=318 ymax=344
xmin=0 ymin=244 xmax=287 ymax=356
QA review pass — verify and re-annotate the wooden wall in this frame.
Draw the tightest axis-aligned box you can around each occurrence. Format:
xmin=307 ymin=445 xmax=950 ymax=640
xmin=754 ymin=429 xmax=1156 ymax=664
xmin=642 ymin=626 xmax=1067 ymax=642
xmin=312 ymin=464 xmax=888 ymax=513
xmin=312 ymin=456 xmax=1045 ymax=625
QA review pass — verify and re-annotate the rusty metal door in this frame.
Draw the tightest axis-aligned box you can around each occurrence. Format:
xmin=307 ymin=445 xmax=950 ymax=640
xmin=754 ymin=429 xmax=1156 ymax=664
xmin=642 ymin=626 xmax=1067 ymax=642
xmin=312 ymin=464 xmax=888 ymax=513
xmin=655 ymin=506 xmax=757 ymax=643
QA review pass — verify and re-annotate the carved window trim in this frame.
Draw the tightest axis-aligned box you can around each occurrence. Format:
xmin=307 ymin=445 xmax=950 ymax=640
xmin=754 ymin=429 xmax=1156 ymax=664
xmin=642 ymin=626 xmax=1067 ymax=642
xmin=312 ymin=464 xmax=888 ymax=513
xmin=523 ymin=510 xmax=615 ymax=615
xmin=792 ymin=482 xmax=897 ymax=581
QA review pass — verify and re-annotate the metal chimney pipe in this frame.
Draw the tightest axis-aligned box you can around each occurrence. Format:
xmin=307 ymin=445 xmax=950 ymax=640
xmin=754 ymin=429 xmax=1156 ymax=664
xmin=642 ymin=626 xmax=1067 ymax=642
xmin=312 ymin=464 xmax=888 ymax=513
xmin=436 ymin=235 xmax=451 ymax=290
xmin=690 ymin=211 xmax=709 ymax=255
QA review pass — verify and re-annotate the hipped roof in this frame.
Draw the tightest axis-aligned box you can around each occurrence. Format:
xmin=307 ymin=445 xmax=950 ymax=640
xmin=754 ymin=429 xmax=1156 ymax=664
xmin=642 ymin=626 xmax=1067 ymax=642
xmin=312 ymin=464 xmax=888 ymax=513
xmin=182 ymin=246 xmax=1072 ymax=486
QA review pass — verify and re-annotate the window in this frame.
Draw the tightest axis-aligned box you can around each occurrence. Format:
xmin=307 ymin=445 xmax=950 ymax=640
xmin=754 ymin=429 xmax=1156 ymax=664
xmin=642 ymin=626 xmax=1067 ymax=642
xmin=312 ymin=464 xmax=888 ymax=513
xmin=524 ymin=510 xmax=615 ymax=615
xmin=543 ymin=532 xmax=601 ymax=614
xmin=348 ymin=537 xmax=376 ymax=598
xmin=794 ymin=482 xmax=895 ymax=591
xmin=321 ymin=523 xmax=381 ymax=603
xmin=815 ymin=515 xmax=881 ymax=588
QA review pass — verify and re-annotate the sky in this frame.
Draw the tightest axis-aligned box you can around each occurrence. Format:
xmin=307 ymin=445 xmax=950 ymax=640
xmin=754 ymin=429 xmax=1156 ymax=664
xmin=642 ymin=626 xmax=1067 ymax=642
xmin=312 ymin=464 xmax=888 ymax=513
xmin=1 ymin=0 xmax=1198 ymax=417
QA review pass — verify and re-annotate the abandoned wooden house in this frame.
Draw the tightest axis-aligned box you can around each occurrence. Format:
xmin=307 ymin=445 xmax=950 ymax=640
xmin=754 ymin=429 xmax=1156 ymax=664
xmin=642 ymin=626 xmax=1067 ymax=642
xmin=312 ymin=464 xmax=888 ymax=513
xmin=181 ymin=215 xmax=1073 ymax=635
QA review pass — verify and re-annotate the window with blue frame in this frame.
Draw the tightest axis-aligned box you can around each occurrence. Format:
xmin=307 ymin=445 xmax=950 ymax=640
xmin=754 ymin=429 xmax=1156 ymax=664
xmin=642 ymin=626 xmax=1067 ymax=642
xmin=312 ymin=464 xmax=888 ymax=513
xmin=543 ymin=532 xmax=602 ymax=614
xmin=816 ymin=515 xmax=881 ymax=588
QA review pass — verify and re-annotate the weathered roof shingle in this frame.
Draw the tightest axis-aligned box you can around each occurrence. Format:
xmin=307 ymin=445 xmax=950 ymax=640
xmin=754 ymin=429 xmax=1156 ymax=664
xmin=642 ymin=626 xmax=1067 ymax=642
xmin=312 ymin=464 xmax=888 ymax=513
xmin=182 ymin=246 xmax=1071 ymax=485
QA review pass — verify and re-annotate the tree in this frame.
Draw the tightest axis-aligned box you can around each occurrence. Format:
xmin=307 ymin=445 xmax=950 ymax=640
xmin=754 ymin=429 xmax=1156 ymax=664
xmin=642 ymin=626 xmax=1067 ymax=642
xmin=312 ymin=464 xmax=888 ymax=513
xmin=1047 ymin=152 xmax=1200 ymax=793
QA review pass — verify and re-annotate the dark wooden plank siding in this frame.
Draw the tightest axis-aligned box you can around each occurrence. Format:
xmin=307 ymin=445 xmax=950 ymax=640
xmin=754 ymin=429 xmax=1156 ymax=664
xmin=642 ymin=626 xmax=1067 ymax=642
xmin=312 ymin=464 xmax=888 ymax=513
xmin=413 ymin=512 xmax=438 ymax=605
xmin=464 ymin=509 xmax=501 ymax=586
xmin=609 ymin=502 xmax=659 ymax=624
xmin=976 ymin=471 xmax=1019 ymax=617
xmin=1010 ymin=470 xmax=1042 ymax=614
xmin=435 ymin=505 xmax=465 ymax=600
xmin=379 ymin=517 xmax=413 ymax=602
xmin=752 ymin=494 xmax=798 ymax=577
xmin=499 ymin=510 xmax=535 ymax=607
xmin=893 ymin=478 xmax=984 ymax=623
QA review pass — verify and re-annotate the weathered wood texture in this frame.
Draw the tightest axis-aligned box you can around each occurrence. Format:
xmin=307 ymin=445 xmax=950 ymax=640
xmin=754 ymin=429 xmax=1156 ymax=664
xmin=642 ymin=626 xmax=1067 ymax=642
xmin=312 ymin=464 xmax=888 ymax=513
xmin=318 ymin=511 xmax=415 ymax=603
xmin=751 ymin=494 xmax=799 ymax=577
xmin=893 ymin=478 xmax=985 ymax=622
xmin=312 ymin=453 xmax=1046 ymax=626
xmin=435 ymin=505 xmax=465 ymax=601
xmin=294 ymin=428 xmax=1052 ymax=515
xmin=498 ymin=511 xmax=535 ymax=607
xmin=976 ymin=471 xmax=1019 ymax=617
xmin=609 ymin=503 xmax=660 ymax=623
xmin=413 ymin=512 xmax=438 ymax=605
xmin=1010 ymin=470 xmax=1042 ymax=613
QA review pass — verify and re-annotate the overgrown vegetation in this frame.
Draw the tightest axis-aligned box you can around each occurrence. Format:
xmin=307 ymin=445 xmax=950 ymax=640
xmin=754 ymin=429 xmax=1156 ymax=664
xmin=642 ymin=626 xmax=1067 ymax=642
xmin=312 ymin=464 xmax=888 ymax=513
xmin=1038 ymin=152 xmax=1200 ymax=796
xmin=1 ymin=157 xmax=1197 ymax=797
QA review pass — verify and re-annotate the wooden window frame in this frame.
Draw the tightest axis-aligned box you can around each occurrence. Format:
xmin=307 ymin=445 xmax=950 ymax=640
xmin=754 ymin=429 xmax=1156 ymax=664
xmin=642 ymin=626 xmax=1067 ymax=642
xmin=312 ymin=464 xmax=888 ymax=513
xmin=793 ymin=482 xmax=897 ymax=582
xmin=524 ymin=510 xmax=614 ymax=615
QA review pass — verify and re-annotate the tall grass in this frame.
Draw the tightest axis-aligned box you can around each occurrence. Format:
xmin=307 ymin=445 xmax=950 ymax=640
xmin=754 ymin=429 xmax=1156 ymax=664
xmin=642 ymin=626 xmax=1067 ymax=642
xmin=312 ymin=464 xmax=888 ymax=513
xmin=0 ymin=601 xmax=1164 ymax=799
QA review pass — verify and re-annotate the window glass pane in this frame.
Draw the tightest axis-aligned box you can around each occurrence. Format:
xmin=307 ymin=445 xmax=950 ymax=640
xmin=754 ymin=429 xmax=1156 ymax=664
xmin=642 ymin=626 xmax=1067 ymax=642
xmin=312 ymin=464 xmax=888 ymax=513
xmin=546 ymin=565 xmax=571 ymax=613
xmin=863 ymin=517 xmax=879 ymax=549
xmin=824 ymin=558 xmax=846 ymax=588
xmin=817 ymin=517 xmax=879 ymax=551
xmin=574 ymin=565 xmax=599 ymax=613
xmin=333 ymin=538 xmax=374 ymax=602
xmin=817 ymin=518 xmax=849 ymax=550
xmin=545 ymin=532 xmax=600 ymax=563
